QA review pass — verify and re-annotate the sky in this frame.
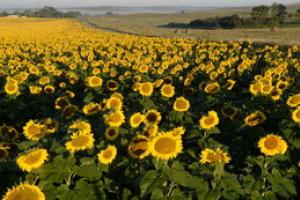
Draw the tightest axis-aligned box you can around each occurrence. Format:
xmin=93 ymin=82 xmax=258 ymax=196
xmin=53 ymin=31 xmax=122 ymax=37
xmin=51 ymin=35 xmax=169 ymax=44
xmin=0 ymin=0 xmax=298 ymax=8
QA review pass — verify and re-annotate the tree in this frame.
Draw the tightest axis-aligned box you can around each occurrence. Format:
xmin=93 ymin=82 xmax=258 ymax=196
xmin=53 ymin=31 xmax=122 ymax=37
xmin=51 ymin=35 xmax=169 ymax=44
xmin=297 ymin=9 xmax=300 ymax=20
xmin=270 ymin=3 xmax=287 ymax=24
xmin=251 ymin=5 xmax=270 ymax=20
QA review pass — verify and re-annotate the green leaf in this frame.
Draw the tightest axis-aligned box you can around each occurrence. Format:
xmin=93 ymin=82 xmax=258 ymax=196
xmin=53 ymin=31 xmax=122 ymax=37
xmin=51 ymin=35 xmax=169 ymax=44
xmin=74 ymin=164 xmax=101 ymax=180
xmin=151 ymin=189 xmax=164 ymax=200
xmin=140 ymin=170 xmax=158 ymax=197
xmin=170 ymin=188 xmax=186 ymax=200
xmin=162 ymin=166 xmax=208 ymax=191
xmin=221 ymin=174 xmax=243 ymax=194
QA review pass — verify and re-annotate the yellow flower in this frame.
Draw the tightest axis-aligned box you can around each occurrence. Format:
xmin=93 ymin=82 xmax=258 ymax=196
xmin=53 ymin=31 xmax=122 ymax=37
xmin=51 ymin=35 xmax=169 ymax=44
xmin=104 ymin=127 xmax=119 ymax=141
xmin=3 ymin=183 xmax=45 ymax=200
xmin=160 ymin=84 xmax=175 ymax=98
xmin=291 ymin=107 xmax=300 ymax=123
xmin=0 ymin=125 xmax=19 ymax=141
xmin=82 ymin=102 xmax=101 ymax=115
xmin=29 ymin=85 xmax=43 ymax=95
xmin=54 ymin=97 xmax=70 ymax=110
xmin=4 ymin=80 xmax=20 ymax=96
xmin=287 ymin=93 xmax=300 ymax=107
xmin=65 ymin=132 xmax=95 ymax=153
xmin=69 ymin=120 xmax=92 ymax=135
xmin=0 ymin=146 xmax=9 ymax=161
xmin=249 ymin=82 xmax=263 ymax=96
xmin=62 ymin=104 xmax=78 ymax=120
xmin=106 ymin=96 xmax=123 ymax=111
xmin=129 ymin=112 xmax=145 ymax=128
xmin=23 ymin=120 xmax=45 ymax=141
xmin=128 ymin=135 xmax=150 ymax=159
xmin=173 ymin=96 xmax=190 ymax=112
xmin=149 ymin=132 xmax=182 ymax=160
xmin=85 ymin=75 xmax=103 ymax=88
xmin=145 ymin=109 xmax=161 ymax=125
xmin=106 ymin=80 xmax=119 ymax=91
xmin=244 ymin=111 xmax=266 ymax=126
xmin=97 ymin=145 xmax=117 ymax=165
xmin=104 ymin=111 xmax=125 ymax=127
xmin=42 ymin=118 xmax=59 ymax=134
xmin=258 ymin=134 xmax=288 ymax=156
xmin=139 ymin=82 xmax=154 ymax=96
xmin=199 ymin=148 xmax=231 ymax=164
xmin=16 ymin=148 xmax=48 ymax=172
xmin=199 ymin=111 xmax=219 ymax=130
xmin=204 ymin=82 xmax=220 ymax=94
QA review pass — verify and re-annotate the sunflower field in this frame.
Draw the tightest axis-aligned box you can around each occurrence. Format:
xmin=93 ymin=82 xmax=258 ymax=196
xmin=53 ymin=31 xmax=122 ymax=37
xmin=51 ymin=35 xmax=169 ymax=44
xmin=0 ymin=18 xmax=300 ymax=200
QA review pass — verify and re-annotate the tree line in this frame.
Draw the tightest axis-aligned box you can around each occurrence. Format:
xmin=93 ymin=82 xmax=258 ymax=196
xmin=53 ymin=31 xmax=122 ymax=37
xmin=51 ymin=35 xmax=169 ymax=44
xmin=0 ymin=7 xmax=81 ymax=18
xmin=166 ymin=3 xmax=300 ymax=29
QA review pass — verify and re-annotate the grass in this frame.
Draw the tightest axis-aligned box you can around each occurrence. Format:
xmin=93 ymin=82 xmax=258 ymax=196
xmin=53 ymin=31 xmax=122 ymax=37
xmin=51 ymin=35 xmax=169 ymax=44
xmin=82 ymin=8 xmax=300 ymax=45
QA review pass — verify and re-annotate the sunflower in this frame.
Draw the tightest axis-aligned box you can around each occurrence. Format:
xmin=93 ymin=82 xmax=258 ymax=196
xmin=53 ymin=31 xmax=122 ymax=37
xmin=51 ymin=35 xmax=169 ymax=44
xmin=85 ymin=75 xmax=103 ymax=88
xmin=226 ymin=79 xmax=236 ymax=90
xmin=204 ymin=82 xmax=220 ymax=94
xmin=104 ymin=127 xmax=119 ymax=141
xmin=69 ymin=120 xmax=92 ymax=135
xmin=106 ymin=96 xmax=123 ymax=111
xmin=149 ymin=132 xmax=182 ymax=160
xmin=106 ymin=80 xmax=119 ymax=91
xmin=104 ymin=111 xmax=125 ymax=127
xmin=221 ymin=106 xmax=237 ymax=119
xmin=128 ymin=135 xmax=150 ymax=159
xmin=54 ymin=97 xmax=70 ymax=110
xmin=44 ymin=85 xmax=55 ymax=94
xmin=199 ymin=111 xmax=219 ymax=130
xmin=23 ymin=120 xmax=45 ymax=141
xmin=129 ymin=112 xmax=145 ymax=128
xmin=199 ymin=148 xmax=231 ymax=164
xmin=249 ymin=82 xmax=263 ymax=96
xmin=65 ymin=132 xmax=95 ymax=153
xmin=173 ymin=97 xmax=190 ymax=112
xmin=258 ymin=134 xmax=288 ymax=156
xmin=4 ymin=80 xmax=20 ymax=96
xmin=0 ymin=125 xmax=19 ymax=141
xmin=29 ymin=85 xmax=43 ymax=95
xmin=82 ymin=102 xmax=101 ymax=115
xmin=2 ymin=183 xmax=45 ymax=200
xmin=42 ymin=118 xmax=59 ymax=134
xmin=271 ymin=89 xmax=282 ymax=101
xmin=97 ymin=145 xmax=117 ymax=165
xmin=143 ymin=124 xmax=158 ymax=139
xmin=145 ymin=109 xmax=161 ymax=125
xmin=62 ymin=104 xmax=78 ymax=120
xmin=287 ymin=93 xmax=300 ymax=107
xmin=244 ymin=111 xmax=266 ymax=126
xmin=16 ymin=148 xmax=48 ymax=172
xmin=160 ymin=84 xmax=175 ymax=98
xmin=291 ymin=107 xmax=300 ymax=123
xmin=139 ymin=82 xmax=154 ymax=97
xmin=171 ymin=126 xmax=185 ymax=137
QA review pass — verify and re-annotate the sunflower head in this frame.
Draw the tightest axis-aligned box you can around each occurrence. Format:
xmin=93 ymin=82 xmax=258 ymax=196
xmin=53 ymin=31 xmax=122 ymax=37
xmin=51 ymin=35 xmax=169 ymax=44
xmin=199 ymin=148 xmax=231 ymax=164
xmin=3 ymin=183 xmax=45 ymax=200
xmin=42 ymin=118 xmax=59 ymax=134
xmin=104 ymin=111 xmax=125 ymax=127
xmin=23 ymin=120 xmax=45 ymax=141
xmin=204 ymin=82 xmax=220 ymax=94
xmin=0 ymin=125 xmax=19 ymax=141
xmin=149 ymin=132 xmax=182 ymax=160
xmin=129 ymin=112 xmax=145 ymax=128
xmin=173 ymin=96 xmax=190 ymax=112
xmin=16 ymin=148 xmax=48 ymax=172
xmin=98 ymin=145 xmax=117 ymax=165
xmin=128 ymin=135 xmax=150 ymax=159
xmin=82 ymin=102 xmax=101 ymax=115
xmin=287 ymin=94 xmax=300 ymax=107
xmin=65 ymin=132 xmax=95 ymax=153
xmin=139 ymin=82 xmax=154 ymax=97
xmin=199 ymin=111 xmax=219 ymax=130
xmin=244 ymin=111 xmax=266 ymax=126
xmin=62 ymin=104 xmax=78 ymax=120
xmin=106 ymin=80 xmax=119 ymax=91
xmin=54 ymin=96 xmax=70 ymax=110
xmin=258 ymin=134 xmax=288 ymax=156
xmin=145 ymin=109 xmax=161 ymax=125
xmin=292 ymin=107 xmax=300 ymax=123
xmin=85 ymin=75 xmax=103 ymax=88
xmin=160 ymin=84 xmax=175 ymax=98
xmin=104 ymin=127 xmax=119 ymax=141
xmin=221 ymin=106 xmax=237 ymax=119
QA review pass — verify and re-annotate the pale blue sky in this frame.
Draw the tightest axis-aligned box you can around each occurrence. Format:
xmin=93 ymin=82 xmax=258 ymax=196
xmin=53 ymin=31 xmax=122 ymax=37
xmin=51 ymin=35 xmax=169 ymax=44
xmin=0 ymin=0 xmax=298 ymax=8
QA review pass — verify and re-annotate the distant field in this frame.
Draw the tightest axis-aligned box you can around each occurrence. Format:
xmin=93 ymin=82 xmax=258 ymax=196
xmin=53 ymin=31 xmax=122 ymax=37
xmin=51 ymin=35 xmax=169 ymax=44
xmin=82 ymin=8 xmax=300 ymax=45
